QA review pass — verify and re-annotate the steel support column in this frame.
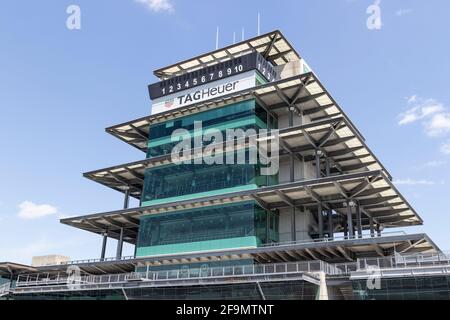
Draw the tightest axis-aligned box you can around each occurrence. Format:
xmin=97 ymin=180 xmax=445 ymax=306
xmin=291 ymin=207 xmax=296 ymax=241
xmin=100 ymin=232 xmax=108 ymax=261
xmin=356 ymin=205 xmax=362 ymax=239
xmin=318 ymin=203 xmax=323 ymax=239
xmin=346 ymin=201 xmax=354 ymax=239
xmin=123 ymin=187 xmax=130 ymax=209
xmin=116 ymin=187 xmax=130 ymax=260
xmin=116 ymin=227 xmax=124 ymax=259
xmin=290 ymin=154 xmax=295 ymax=182
xmin=288 ymin=108 xmax=294 ymax=127
xmin=369 ymin=216 xmax=375 ymax=237
xmin=325 ymin=157 xmax=331 ymax=177
xmin=327 ymin=209 xmax=333 ymax=240
xmin=343 ymin=222 xmax=348 ymax=239
xmin=315 ymin=149 xmax=321 ymax=178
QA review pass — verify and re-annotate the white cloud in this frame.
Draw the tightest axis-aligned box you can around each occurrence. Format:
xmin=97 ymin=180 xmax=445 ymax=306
xmin=422 ymin=160 xmax=446 ymax=168
xmin=398 ymin=96 xmax=450 ymax=155
xmin=407 ymin=95 xmax=417 ymax=104
xmin=425 ymin=113 xmax=450 ymax=137
xmin=394 ymin=179 xmax=437 ymax=186
xmin=135 ymin=0 xmax=174 ymax=13
xmin=396 ymin=8 xmax=413 ymax=17
xmin=18 ymin=201 xmax=58 ymax=220
xmin=398 ymin=96 xmax=445 ymax=125
xmin=441 ymin=141 xmax=450 ymax=155
xmin=398 ymin=95 xmax=450 ymax=136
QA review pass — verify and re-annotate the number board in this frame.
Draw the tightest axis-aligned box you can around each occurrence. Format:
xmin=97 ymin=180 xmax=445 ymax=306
xmin=148 ymin=51 xmax=278 ymax=100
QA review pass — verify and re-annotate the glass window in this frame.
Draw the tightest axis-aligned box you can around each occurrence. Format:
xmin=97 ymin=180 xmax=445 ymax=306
xmin=137 ymin=202 xmax=279 ymax=248
xmin=141 ymin=149 xmax=278 ymax=203
xmin=147 ymin=99 xmax=275 ymax=158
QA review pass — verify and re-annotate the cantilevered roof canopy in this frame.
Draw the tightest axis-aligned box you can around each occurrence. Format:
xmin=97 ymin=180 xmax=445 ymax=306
xmin=106 ymin=72 xmax=361 ymax=152
xmin=0 ymin=262 xmax=37 ymax=277
xmin=29 ymin=233 xmax=437 ymax=275
xmin=86 ymin=116 xmax=391 ymax=199
xmin=63 ymin=170 xmax=422 ymax=244
xmin=153 ymin=30 xmax=300 ymax=79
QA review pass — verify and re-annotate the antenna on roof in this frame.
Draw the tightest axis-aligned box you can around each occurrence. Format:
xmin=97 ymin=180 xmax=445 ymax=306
xmin=241 ymin=28 xmax=245 ymax=41
xmin=215 ymin=26 xmax=220 ymax=49
xmin=257 ymin=13 xmax=260 ymax=36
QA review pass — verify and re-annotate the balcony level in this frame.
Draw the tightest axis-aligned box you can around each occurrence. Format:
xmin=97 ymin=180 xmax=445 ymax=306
xmin=85 ymin=116 xmax=391 ymax=200
xmin=62 ymin=170 xmax=424 ymax=252
xmin=105 ymin=72 xmax=360 ymax=153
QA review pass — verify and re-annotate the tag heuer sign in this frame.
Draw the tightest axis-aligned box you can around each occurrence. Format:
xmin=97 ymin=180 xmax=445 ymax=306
xmin=151 ymin=71 xmax=257 ymax=115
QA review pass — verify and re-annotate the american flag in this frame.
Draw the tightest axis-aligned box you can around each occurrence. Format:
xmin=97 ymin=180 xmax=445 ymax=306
xmin=165 ymin=99 xmax=174 ymax=109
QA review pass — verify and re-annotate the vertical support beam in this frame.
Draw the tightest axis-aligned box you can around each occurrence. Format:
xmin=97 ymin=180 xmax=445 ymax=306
xmin=315 ymin=149 xmax=321 ymax=178
xmin=325 ymin=157 xmax=331 ymax=177
xmin=123 ymin=187 xmax=130 ymax=209
xmin=288 ymin=108 xmax=294 ymax=127
xmin=343 ymin=217 xmax=348 ymax=239
xmin=346 ymin=201 xmax=354 ymax=239
xmin=116 ymin=227 xmax=124 ymax=260
xmin=369 ymin=216 xmax=375 ymax=237
xmin=298 ymin=108 xmax=304 ymax=125
xmin=318 ymin=203 xmax=323 ymax=239
xmin=100 ymin=232 xmax=108 ymax=261
xmin=291 ymin=207 xmax=296 ymax=241
xmin=290 ymin=154 xmax=295 ymax=182
xmin=327 ymin=209 xmax=333 ymax=240
xmin=115 ymin=187 xmax=130 ymax=260
xmin=356 ymin=205 xmax=362 ymax=239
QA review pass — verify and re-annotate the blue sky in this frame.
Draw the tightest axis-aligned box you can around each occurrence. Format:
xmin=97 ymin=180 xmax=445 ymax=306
xmin=0 ymin=0 xmax=449 ymax=264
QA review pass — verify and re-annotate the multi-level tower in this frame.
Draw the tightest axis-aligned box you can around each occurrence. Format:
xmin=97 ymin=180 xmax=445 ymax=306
xmin=2 ymin=30 xmax=445 ymax=300
xmin=67 ymin=29 xmax=436 ymax=261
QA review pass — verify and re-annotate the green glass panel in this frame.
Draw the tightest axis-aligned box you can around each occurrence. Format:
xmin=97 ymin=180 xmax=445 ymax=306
xmin=136 ymin=202 xmax=279 ymax=256
xmin=136 ymin=236 xmax=258 ymax=257
xmin=147 ymin=99 xmax=274 ymax=158
xmin=140 ymin=149 xmax=277 ymax=204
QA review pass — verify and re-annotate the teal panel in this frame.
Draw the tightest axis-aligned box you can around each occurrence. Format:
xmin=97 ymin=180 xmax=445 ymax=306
xmin=148 ymin=116 xmax=267 ymax=148
xmin=136 ymin=201 xmax=279 ymax=256
xmin=136 ymin=236 xmax=258 ymax=257
xmin=147 ymin=99 xmax=274 ymax=158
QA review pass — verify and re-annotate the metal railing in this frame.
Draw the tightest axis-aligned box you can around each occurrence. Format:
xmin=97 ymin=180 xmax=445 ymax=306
xmin=12 ymin=251 xmax=450 ymax=294
xmin=15 ymin=260 xmax=341 ymax=292
xmin=61 ymin=255 xmax=136 ymax=266
xmin=0 ymin=282 xmax=10 ymax=296
xmin=55 ymin=231 xmax=407 ymax=267
xmin=263 ymin=231 xmax=407 ymax=248
xmin=358 ymin=251 xmax=450 ymax=270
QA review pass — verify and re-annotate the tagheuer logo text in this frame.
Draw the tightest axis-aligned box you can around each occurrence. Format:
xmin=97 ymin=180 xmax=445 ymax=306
xmin=176 ymin=81 xmax=239 ymax=105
